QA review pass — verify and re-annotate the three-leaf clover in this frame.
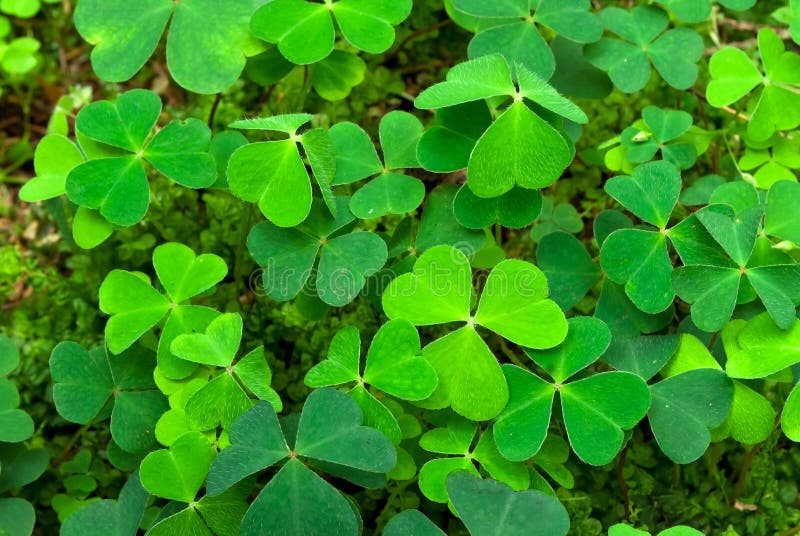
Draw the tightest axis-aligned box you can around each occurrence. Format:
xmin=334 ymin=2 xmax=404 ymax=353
xmin=50 ymin=342 xmax=168 ymax=454
xmin=707 ymin=29 xmax=800 ymax=141
xmin=382 ymin=245 xmax=568 ymax=421
xmin=456 ymin=0 xmax=603 ymax=79
xmin=73 ymin=0 xmax=268 ymax=93
xmin=227 ymin=113 xmax=337 ymax=227
xmin=98 ymin=242 xmax=228 ymax=353
xmin=600 ymin=160 xmax=682 ymax=313
xmin=247 ymin=197 xmax=388 ymax=306
xmin=0 ymin=443 xmax=48 ymax=536
xmin=738 ymin=135 xmax=800 ymax=189
xmin=0 ymin=335 xmax=33 ymax=443
xmin=329 ymin=111 xmax=426 ymax=219
xmin=305 ymin=319 xmax=436 ymax=444
xmin=621 ymin=107 xmax=698 ymax=170
xmin=60 ymin=472 xmax=149 ymax=536
xmin=495 ymin=316 xmax=651 ymax=465
xmin=585 ymin=6 xmax=703 ymax=92
xmin=415 ymin=54 xmax=586 ymax=197
xmin=250 ymin=0 xmax=412 ymax=65
xmin=65 ymin=90 xmax=216 ymax=227
xmin=206 ymin=389 xmax=396 ymax=536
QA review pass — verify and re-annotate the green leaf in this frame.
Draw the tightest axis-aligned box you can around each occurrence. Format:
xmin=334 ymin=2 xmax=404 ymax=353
xmin=782 ymin=383 xmax=800 ymax=441
xmin=229 ymin=113 xmax=313 ymax=134
xmin=696 ymin=204 xmax=762 ymax=266
xmin=419 ymin=457 xmax=479 ymax=503
xmin=331 ymin=0 xmax=411 ymax=54
xmin=350 ymin=174 xmax=425 ymax=219
xmin=516 ymin=65 xmax=588 ymax=124
xmin=0 ymin=443 xmax=48 ymax=492
xmin=417 ymin=101 xmax=492 ymax=173
xmin=746 ymin=265 xmax=800 ymax=330
xmin=707 ymin=47 xmax=763 ymax=107
xmin=415 ymin=54 xmax=516 ymax=109
xmin=143 ymin=119 xmax=216 ymax=188
xmin=655 ymin=0 xmax=711 ymax=22
xmin=185 ymin=373 xmax=253 ymax=430
xmin=305 ymin=327 xmax=361 ymax=388
xmin=533 ymin=0 xmax=602 ymax=43
xmin=605 ymin=161 xmax=682 ymax=228
xmin=140 ymin=431 xmax=214 ymax=503
xmin=316 ymin=232 xmax=388 ymax=306
xmin=19 ymin=134 xmax=85 ymax=201
xmin=421 ymin=326 xmax=508 ymax=421
xmin=295 ymin=388 xmax=396 ymax=472
xmin=207 ymin=402 xmax=289 ymax=495
xmin=600 ymin=229 xmax=675 ymax=314
xmin=475 ymin=259 xmax=568 ymax=349
xmin=347 ymin=385 xmax=402 ymax=446
xmin=227 ymin=140 xmax=312 ymax=227
xmin=171 ymin=313 xmax=242 ymax=368
xmin=648 ymin=369 xmax=733 ymax=463
xmin=0 ymin=498 xmax=35 ymax=536
xmin=446 ymin=472 xmax=570 ymax=536
xmin=0 ymin=379 xmax=33 ymax=443
xmin=450 ymin=0 xmax=529 ymax=18
xmin=537 ymin=231 xmax=601 ymax=311
xmin=765 ymin=181 xmax=800 ymax=244
xmin=363 ymin=319 xmax=437 ymax=400
xmin=72 ymin=207 xmax=115 ymax=250
xmin=493 ymin=365 xmax=555 ymax=461
xmin=468 ymin=22 xmax=555 ymax=81
xmin=725 ymin=313 xmax=800 ymax=378
xmin=241 ymin=458 xmax=360 ymax=536
xmin=233 ymin=347 xmax=282 ymax=411
xmin=157 ymin=306 xmax=218 ymax=380
xmin=383 ymin=245 xmax=472 ymax=325
xmin=467 ymin=101 xmax=573 ymax=197
xmin=0 ymin=334 xmax=19 ymax=376
xmin=61 ymin=472 xmax=149 ymax=536
xmin=672 ymin=265 xmax=741 ymax=332
xmin=454 ymin=184 xmax=542 ymax=230
xmin=76 ymin=88 xmax=160 ymax=152
xmin=153 ymin=242 xmax=228 ymax=304
xmin=603 ymin=335 xmax=679 ymax=381
xmin=250 ymin=0 xmax=333 ymax=64
xmin=301 ymin=128 xmax=338 ymax=216
xmin=380 ymin=110 xmax=424 ymax=170
xmin=384 ymin=510 xmax=445 ymax=536
xmin=328 ymin=122 xmax=383 ymax=184
xmin=595 ymin=280 xmax=674 ymax=336
xmin=526 ymin=317 xmax=611 ymax=383
xmin=718 ymin=380 xmax=775 ymax=445
xmin=561 ymin=372 xmax=651 ymax=465
xmin=310 ymin=50 xmax=366 ymax=101
xmin=416 ymin=184 xmax=487 ymax=254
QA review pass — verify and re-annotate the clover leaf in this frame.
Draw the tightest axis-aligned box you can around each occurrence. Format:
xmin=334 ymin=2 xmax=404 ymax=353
xmin=227 ymin=114 xmax=340 ymax=226
xmin=585 ymin=6 xmax=703 ymax=92
xmin=61 ymin=472 xmax=149 ymax=536
xmin=537 ymin=231 xmax=601 ymax=310
xmin=654 ymin=0 xmax=754 ymax=23
xmin=99 ymin=242 xmax=227 ymax=353
xmin=460 ymin=0 xmax=603 ymax=79
xmin=330 ymin=111 xmax=426 ymax=219
xmin=446 ymin=471 xmax=570 ymax=536
xmin=0 ymin=337 xmax=33 ymax=443
xmin=0 ymin=443 xmax=47 ymax=536
xmin=385 ymin=510 xmax=446 ymax=536
xmin=417 ymin=100 xmax=492 ymax=173
xmin=50 ymin=342 xmax=167 ymax=453
xmin=707 ymin=29 xmax=800 ymax=141
xmin=600 ymin=161 xmax=682 ymax=313
xmin=382 ymin=246 xmax=566 ymax=420
xmin=18 ymin=134 xmax=84 ymax=202
xmin=73 ymin=0 xmax=267 ymax=93
xmin=611 ymin=524 xmax=704 ymax=536
xmin=765 ymin=180 xmax=800 ymax=245
xmin=621 ymin=107 xmax=697 ymax=170
xmin=739 ymin=135 xmax=800 ymax=189
xmin=250 ymin=0 xmax=412 ymax=65
xmin=305 ymin=320 xmax=436 ymax=443
xmin=417 ymin=416 xmax=529 ymax=503
xmin=248 ymin=198 xmax=388 ymax=306
xmin=415 ymin=54 xmax=585 ymax=197
xmin=65 ymin=90 xmax=215 ymax=227
xmin=530 ymin=197 xmax=584 ymax=242
xmin=783 ymin=382 xmax=800 ymax=442
xmin=206 ymin=389 xmax=395 ymax=535
xmin=453 ymin=185 xmax=542 ymax=229
xmin=309 ymin=50 xmax=366 ymax=101
xmin=723 ymin=313 xmax=800 ymax=379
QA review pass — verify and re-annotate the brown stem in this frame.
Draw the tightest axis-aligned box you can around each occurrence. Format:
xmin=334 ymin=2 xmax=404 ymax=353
xmin=732 ymin=442 xmax=764 ymax=504
xmin=208 ymin=93 xmax=222 ymax=129
xmin=387 ymin=19 xmax=453 ymax=61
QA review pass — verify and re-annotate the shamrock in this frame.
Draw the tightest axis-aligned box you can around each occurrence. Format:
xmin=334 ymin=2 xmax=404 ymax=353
xmin=739 ymin=135 xmax=800 ymax=189
xmin=227 ymin=113 xmax=337 ymax=227
xmin=454 ymin=0 xmax=602 ymax=79
xmin=50 ymin=342 xmax=168 ymax=454
xmin=206 ymin=389 xmax=395 ymax=536
xmin=537 ymin=231 xmax=601 ymax=311
xmin=529 ymin=196 xmax=584 ymax=242
xmin=585 ymin=6 xmax=703 ymax=92
xmin=672 ymin=200 xmax=800 ymax=331
xmin=417 ymin=415 xmax=530 ymax=503
xmin=621 ymin=107 xmax=697 ymax=170
xmin=169 ymin=313 xmax=282 ymax=430
xmin=98 ymin=242 xmax=228 ymax=354
xmin=415 ymin=54 xmax=586 ymax=197
xmin=0 ymin=335 xmax=33 ymax=444
xmin=329 ymin=111 xmax=426 ymax=219
xmin=65 ymin=90 xmax=216 ymax=227
xmin=383 ymin=245 xmax=568 ymax=421
xmin=61 ymin=472 xmax=148 ymax=536
xmin=495 ymin=316 xmax=650 ymax=465
xmin=707 ymin=29 xmax=800 ymax=141
xmin=600 ymin=160 xmax=682 ymax=314
xmin=73 ymin=0 xmax=268 ymax=93
xmin=446 ymin=471 xmax=570 ymax=536
xmin=250 ymin=0 xmax=412 ymax=65
xmin=247 ymin=197 xmax=388 ymax=306
xmin=305 ymin=319 xmax=437 ymax=444
xmin=18 ymin=134 xmax=84 ymax=202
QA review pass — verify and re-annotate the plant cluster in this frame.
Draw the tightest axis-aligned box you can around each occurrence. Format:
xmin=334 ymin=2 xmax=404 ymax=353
xmin=3 ymin=0 xmax=800 ymax=535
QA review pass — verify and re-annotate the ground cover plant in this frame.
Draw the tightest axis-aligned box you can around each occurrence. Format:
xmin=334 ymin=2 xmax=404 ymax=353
xmin=2 ymin=0 xmax=800 ymax=534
